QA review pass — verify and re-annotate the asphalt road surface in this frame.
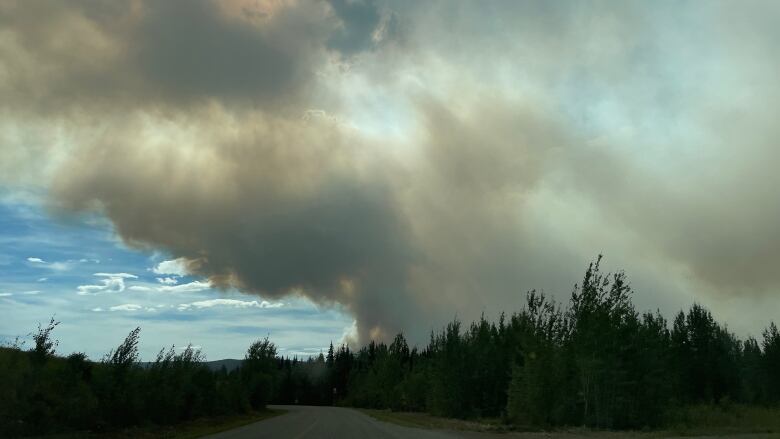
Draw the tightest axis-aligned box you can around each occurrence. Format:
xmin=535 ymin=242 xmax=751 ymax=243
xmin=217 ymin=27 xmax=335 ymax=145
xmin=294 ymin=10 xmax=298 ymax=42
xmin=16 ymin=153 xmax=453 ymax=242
xmin=203 ymin=406 xmax=780 ymax=439
xmin=203 ymin=405 xmax=467 ymax=439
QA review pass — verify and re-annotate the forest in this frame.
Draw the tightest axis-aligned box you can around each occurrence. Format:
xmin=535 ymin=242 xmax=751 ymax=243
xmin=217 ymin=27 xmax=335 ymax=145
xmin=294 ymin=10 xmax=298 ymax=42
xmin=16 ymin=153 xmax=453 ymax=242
xmin=2 ymin=257 xmax=780 ymax=436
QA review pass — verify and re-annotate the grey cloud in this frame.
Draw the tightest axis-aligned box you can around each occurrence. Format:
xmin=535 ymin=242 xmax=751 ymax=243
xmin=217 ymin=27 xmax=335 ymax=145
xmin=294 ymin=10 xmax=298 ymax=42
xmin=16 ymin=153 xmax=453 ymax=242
xmin=133 ymin=0 xmax=325 ymax=106
xmin=0 ymin=0 xmax=336 ymax=113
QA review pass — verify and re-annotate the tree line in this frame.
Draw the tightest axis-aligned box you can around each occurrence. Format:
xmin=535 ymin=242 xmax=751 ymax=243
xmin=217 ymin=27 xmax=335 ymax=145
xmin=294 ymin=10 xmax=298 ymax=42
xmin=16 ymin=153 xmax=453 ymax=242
xmin=2 ymin=256 xmax=779 ymax=436
xmin=0 ymin=321 xmax=278 ymax=437
xmin=275 ymin=257 xmax=780 ymax=429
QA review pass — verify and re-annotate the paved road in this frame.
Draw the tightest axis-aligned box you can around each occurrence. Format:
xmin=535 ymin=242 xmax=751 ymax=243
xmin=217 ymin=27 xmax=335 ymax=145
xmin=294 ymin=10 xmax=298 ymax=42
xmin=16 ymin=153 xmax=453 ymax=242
xmin=203 ymin=406 xmax=780 ymax=439
xmin=203 ymin=405 xmax=463 ymax=439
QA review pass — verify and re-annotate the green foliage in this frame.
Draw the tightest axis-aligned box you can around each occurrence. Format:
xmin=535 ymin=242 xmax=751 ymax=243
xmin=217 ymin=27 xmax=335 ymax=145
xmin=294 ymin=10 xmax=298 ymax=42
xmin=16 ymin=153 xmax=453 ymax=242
xmin=506 ymin=292 xmax=568 ymax=426
xmin=243 ymin=337 xmax=277 ymax=409
xmin=763 ymin=322 xmax=780 ymax=402
xmin=0 ymin=323 xmax=276 ymax=437
xmin=103 ymin=327 xmax=140 ymax=368
xmin=30 ymin=317 xmax=60 ymax=363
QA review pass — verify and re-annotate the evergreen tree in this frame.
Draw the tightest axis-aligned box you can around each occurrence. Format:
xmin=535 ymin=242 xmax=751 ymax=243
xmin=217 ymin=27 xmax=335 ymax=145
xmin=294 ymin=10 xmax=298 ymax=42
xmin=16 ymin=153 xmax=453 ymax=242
xmin=763 ymin=322 xmax=780 ymax=403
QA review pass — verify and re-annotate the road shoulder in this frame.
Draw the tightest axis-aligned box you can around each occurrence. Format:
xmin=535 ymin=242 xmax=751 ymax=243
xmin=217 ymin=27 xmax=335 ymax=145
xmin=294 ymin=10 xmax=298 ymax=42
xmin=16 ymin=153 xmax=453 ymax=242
xmin=30 ymin=409 xmax=287 ymax=439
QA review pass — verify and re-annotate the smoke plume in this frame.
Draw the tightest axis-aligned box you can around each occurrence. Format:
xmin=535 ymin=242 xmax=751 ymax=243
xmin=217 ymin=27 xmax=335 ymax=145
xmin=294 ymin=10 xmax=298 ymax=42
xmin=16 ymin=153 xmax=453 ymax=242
xmin=3 ymin=0 xmax=780 ymax=341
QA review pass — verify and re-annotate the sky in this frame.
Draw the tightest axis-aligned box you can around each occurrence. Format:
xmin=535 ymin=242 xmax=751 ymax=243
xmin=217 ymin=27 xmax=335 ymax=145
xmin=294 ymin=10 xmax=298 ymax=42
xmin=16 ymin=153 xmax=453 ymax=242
xmin=2 ymin=0 xmax=780 ymax=359
xmin=0 ymin=189 xmax=355 ymax=360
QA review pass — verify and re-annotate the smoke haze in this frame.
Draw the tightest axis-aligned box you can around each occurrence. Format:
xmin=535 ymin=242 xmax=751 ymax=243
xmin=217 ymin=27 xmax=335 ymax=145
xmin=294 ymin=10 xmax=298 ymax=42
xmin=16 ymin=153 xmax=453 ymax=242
xmin=2 ymin=0 xmax=780 ymax=342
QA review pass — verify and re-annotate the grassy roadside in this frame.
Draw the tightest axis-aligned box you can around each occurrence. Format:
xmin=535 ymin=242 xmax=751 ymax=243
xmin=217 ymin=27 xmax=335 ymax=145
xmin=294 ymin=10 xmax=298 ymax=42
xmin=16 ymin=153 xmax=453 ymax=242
xmin=360 ymin=409 xmax=507 ymax=433
xmin=663 ymin=404 xmax=780 ymax=437
xmin=361 ymin=407 xmax=780 ymax=438
xmin=30 ymin=409 xmax=286 ymax=439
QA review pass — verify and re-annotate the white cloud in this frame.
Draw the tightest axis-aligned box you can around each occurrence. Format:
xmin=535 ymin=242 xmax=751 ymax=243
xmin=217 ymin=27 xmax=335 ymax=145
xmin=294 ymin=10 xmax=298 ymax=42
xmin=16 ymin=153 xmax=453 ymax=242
xmin=37 ymin=277 xmax=48 ymax=282
xmin=91 ymin=307 xmax=103 ymax=312
xmin=177 ymin=298 xmax=284 ymax=311
xmin=128 ymin=279 xmax=212 ymax=294
xmin=158 ymin=280 xmax=211 ymax=293
xmin=152 ymin=258 xmax=189 ymax=277
xmin=47 ymin=262 xmax=70 ymax=271
xmin=78 ymin=285 xmax=112 ymax=295
xmin=27 ymin=257 xmax=71 ymax=271
xmin=109 ymin=304 xmax=142 ymax=312
xmin=77 ymin=273 xmax=135 ymax=295
xmin=156 ymin=277 xmax=178 ymax=285
xmin=0 ymin=290 xmax=41 ymax=297
xmin=94 ymin=272 xmax=138 ymax=279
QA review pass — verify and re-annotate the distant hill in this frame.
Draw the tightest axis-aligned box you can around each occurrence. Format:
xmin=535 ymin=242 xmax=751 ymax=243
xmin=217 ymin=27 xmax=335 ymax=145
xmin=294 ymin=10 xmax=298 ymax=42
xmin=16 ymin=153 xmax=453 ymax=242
xmin=204 ymin=358 xmax=242 ymax=372
xmin=139 ymin=358 xmax=243 ymax=372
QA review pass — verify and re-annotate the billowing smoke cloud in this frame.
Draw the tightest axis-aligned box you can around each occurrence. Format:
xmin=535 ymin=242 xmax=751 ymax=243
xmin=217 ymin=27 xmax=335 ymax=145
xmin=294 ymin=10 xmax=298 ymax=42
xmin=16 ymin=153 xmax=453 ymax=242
xmin=3 ymin=0 xmax=780 ymax=342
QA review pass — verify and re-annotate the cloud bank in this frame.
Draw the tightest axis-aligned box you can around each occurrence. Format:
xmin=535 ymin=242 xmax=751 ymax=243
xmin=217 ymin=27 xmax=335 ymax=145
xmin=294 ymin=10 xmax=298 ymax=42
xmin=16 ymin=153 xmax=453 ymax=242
xmin=177 ymin=299 xmax=284 ymax=311
xmin=3 ymin=1 xmax=780 ymax=341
